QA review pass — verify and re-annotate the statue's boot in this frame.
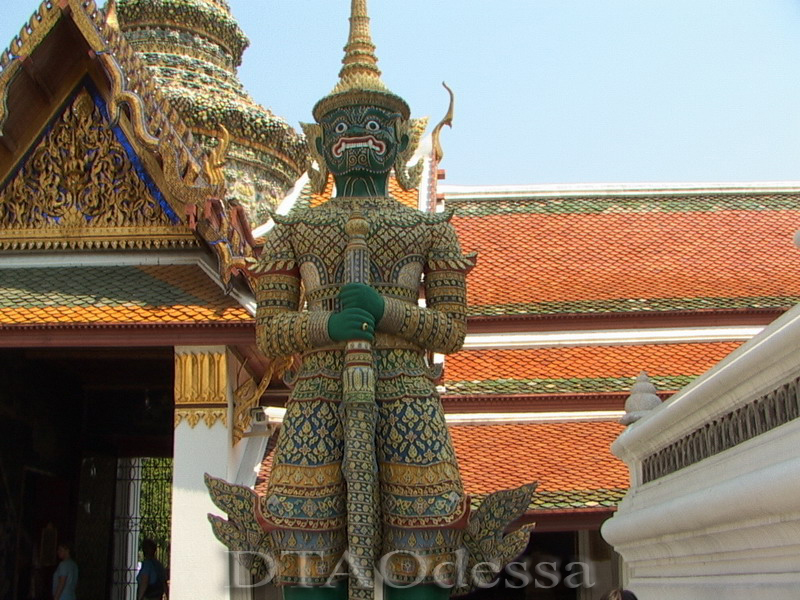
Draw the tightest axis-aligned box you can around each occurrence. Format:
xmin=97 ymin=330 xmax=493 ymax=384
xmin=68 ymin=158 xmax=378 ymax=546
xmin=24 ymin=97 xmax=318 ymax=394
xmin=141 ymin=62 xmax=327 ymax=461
xmin=283 ymin=580 xmax=347 ymax=600
xmin=384 ymin=583 xmax=451 ymax=600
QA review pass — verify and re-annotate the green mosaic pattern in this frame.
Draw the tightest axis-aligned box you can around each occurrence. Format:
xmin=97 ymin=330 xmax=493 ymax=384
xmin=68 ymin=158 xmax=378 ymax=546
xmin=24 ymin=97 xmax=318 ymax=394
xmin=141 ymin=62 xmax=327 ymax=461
xmin=445 ymin=375 xmax=694 ymax=395
xmin=0 ymin=266 xmax=214 ymax=309
xmin=530 ymin=488 xmax=626 ymax=510
xmin=117 ymin=0 xmax=309 ymax=216
xmin=469 ymin=488 xmax=626 ymax=511
xmin=449 ymin=193 xmax=800 ymax=217
xmin=118 ymin=0 xmax=248 ymax=62
xmin=467 ymin=295 xmax=800 ymax=317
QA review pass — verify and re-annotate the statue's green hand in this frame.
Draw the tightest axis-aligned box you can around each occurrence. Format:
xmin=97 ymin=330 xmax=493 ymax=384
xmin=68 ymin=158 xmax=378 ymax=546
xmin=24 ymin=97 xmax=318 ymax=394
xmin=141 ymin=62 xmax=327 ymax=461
xmin=338 ymin=283 xmax=385 ymax=322
xmin=328 ymin=307 xmax=375 ymax=342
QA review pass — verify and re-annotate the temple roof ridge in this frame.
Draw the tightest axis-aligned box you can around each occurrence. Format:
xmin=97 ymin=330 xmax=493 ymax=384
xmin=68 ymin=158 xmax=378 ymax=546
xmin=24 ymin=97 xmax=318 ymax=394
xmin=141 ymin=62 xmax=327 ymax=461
xmin=440 ymin=180 xmax=800 ymax=198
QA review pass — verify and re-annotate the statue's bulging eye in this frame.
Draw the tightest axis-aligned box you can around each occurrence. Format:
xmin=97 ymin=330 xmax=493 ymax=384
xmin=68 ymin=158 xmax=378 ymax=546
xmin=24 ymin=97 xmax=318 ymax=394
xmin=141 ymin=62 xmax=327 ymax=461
xmin=335 ymin=122 xmax=347 ymax=134
xmin=365 ymin=120 xmax=380 ymax=132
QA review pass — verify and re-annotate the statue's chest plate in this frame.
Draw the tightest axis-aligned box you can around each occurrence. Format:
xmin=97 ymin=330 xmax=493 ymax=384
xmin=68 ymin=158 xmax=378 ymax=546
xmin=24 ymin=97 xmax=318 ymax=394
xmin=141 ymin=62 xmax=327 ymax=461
xmin=290 ymin=206 xmax=431 ymax=304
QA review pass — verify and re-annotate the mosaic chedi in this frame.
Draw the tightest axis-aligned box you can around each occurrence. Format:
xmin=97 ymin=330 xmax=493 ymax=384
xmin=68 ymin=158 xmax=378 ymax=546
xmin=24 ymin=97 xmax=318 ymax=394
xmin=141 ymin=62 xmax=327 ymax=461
xmin=115 ymin=0 xmax=308 ymax=226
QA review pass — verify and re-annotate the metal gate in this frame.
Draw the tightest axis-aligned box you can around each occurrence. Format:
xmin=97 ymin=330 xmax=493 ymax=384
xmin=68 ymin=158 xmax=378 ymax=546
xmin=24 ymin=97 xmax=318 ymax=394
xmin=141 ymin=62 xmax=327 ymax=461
xmin=111 ymin=458 xmax=172 ymax=600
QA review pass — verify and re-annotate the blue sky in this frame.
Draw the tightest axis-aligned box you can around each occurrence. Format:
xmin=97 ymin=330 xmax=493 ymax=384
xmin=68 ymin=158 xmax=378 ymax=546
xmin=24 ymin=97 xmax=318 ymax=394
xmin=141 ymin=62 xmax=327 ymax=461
xmin=3 ymin=1 xmax=800 ymax=186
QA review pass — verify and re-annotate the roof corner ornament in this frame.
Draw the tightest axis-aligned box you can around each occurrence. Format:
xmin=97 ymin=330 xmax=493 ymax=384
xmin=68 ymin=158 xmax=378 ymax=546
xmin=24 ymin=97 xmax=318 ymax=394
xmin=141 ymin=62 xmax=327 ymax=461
xmin=431 ymin=81 xmax=455 ymax=164
xmin=621 ymin=371 xmax=663 ymax=425
xmin=300 ymin=121 xmax=328 ymax=194
xmin=393 ymin=115 xmax=428 ymax=190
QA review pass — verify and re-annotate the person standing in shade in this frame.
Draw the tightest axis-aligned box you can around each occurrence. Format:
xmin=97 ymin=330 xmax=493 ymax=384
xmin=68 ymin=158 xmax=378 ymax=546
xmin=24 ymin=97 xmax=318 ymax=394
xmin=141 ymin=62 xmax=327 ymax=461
xmin=136 ymin=539 xmax=166 ymax=600
xmin=52 ymin=542 xmax=78 ymax=600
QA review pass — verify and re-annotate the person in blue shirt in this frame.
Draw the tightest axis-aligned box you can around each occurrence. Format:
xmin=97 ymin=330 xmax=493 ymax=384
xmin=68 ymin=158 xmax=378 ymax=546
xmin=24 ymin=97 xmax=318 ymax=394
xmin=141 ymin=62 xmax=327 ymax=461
xmin=52 ymin=542 xmax=78 ymax=600
xmin=136 ymin=539 xmax=167 ymax=600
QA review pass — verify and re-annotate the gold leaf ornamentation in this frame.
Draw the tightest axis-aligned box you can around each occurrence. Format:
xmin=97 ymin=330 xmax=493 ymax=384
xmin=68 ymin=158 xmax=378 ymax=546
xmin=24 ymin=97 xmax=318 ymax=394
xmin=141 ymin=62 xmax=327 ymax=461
xmin=0 ymin=90 xmax=196 ymax=250
xmin=300 ymin=122 xmax=329 ymax=194
xmin=394 ymin=117 xmax=428 ymax=191
xmin=231 ymin=356 xmax=291 ymax=445
xmin=203 ymin=124 xmax=230 ymax=187
xmin=174 ymin=350 xmax=229 ymax=429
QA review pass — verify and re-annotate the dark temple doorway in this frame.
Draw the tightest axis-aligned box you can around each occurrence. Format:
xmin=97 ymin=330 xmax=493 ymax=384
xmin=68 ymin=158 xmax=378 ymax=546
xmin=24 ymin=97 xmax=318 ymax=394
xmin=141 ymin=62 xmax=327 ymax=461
xmin=0 ymin=347 xmax=174 ymax=600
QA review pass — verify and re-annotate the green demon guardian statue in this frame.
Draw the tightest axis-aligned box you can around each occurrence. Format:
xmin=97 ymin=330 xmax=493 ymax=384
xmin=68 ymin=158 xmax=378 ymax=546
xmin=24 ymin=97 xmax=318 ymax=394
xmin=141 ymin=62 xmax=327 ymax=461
xmin=206 ymin=2 xmax=536 ymax=599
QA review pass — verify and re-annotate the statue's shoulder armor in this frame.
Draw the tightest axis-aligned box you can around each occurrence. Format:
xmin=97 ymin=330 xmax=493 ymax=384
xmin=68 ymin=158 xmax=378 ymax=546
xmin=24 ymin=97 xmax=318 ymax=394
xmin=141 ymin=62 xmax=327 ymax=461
xmin=383 ymin=201 xmax=455 ymax=227
xmin=268 ymin=206 xmax=333 ymax=227
xmin=419 ymin=208 xmax=455 ymax=226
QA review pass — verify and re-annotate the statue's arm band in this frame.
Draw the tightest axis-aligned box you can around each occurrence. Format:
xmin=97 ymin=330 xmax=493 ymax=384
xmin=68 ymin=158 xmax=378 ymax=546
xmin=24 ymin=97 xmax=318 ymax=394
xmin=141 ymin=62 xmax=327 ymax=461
xmin=379 ymin=270 xmax=468 ymax=354
xmin=255 ymin=274 xmax=332 ymax=357
xmin=378 ymin=221 xmax=473 ymax=354
xmin=253 ymin=225 xmax=332 ymax=356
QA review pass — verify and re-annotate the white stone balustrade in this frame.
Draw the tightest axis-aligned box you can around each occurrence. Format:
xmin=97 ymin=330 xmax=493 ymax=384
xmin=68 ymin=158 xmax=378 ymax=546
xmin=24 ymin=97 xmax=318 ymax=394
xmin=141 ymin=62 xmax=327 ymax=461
xmin=601 ymin=303 xmax=800 ymax=599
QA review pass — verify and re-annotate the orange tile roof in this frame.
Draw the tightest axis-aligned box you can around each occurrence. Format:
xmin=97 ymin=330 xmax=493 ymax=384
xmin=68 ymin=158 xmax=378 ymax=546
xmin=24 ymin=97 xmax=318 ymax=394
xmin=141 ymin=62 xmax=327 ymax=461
xmin=306 ymin=175 xmax=419 ymax=209
xmin=255 ymin=420 xmax=627 ymax=510
xmin=0 ymin=265 xmax=251 ymax=326
xmin=444 ymin=342 xmax=742 ymax=395
xmin=450 ymin=421 xmax=628 ymax=508
xmin=451 ymin=195 xmax=800 ymax=316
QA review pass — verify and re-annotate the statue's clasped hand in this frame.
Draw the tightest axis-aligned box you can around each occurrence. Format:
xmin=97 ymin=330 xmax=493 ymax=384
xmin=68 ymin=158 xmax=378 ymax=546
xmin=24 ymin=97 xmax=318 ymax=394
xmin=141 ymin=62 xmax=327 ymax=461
xmin=327 ymin=283 xmax=385 ymax=342
xmin=328 ymin=308 xmax=375 ymax=342
xmin=338 ymin=283 xmax=385 ymax=322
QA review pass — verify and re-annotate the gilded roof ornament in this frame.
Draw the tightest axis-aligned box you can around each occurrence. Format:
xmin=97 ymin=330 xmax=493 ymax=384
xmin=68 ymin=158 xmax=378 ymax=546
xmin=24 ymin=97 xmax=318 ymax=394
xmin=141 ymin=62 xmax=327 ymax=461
xmin=203 ymin=124 xmax=231 ymax=187
xmin=105 ymin=0 xmax=120 ymax=31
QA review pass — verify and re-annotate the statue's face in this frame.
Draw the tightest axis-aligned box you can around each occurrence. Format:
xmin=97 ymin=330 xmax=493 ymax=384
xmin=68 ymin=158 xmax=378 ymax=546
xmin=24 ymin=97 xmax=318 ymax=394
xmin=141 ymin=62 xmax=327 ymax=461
xmin=318 ymin=105 xmax=406 ymax=177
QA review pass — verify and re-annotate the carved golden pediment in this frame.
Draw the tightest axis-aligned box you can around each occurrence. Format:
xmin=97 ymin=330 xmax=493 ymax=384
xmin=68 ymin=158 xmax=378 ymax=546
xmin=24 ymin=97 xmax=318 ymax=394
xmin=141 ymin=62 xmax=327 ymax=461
xmin=0 ymin=88 xmax=197 ymax=251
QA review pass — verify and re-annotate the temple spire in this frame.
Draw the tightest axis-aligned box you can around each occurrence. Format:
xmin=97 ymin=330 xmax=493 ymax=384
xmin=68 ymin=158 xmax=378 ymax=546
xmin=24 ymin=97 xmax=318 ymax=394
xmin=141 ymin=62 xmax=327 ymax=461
xmin=115 ymin=0 xmax=308 ymax=223
xmin=335 ymin=0 xmax=386 ymax=92
xmin=313 ymin=0 xmax=408 ymax=120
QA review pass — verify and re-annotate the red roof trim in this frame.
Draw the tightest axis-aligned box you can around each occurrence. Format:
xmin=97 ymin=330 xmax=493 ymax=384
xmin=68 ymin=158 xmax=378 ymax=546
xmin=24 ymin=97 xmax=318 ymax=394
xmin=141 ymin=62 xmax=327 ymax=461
xmin=0 ymin=321 xmax=253 ymax=331
xmin=514 ymin=507 xmax=616 ymax=532
xmin=0 ymin=322 xmax=255 ymax=347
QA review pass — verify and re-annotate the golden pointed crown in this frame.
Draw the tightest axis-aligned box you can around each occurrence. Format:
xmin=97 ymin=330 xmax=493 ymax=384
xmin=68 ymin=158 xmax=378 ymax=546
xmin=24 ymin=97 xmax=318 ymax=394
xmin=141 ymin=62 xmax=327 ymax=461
xmin=312 ymin=0 xmax=410 ymax=121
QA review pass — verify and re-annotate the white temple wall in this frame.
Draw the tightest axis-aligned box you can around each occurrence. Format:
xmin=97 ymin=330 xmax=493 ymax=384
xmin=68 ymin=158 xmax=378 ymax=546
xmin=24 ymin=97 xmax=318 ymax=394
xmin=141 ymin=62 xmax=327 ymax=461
xmin=602 ymin=304 xmax=800 ymax=599
xmin=171 ymin=346 xmax=235 ymax=600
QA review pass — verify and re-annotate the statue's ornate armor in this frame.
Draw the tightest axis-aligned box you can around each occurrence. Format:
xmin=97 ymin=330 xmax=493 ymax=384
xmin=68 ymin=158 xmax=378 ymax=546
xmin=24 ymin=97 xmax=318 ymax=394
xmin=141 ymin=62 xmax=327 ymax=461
xmin=204 ymin=4 xmax=538 ymax=597
xmin=253 ymin=195 xmax=475 ymax=586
